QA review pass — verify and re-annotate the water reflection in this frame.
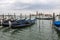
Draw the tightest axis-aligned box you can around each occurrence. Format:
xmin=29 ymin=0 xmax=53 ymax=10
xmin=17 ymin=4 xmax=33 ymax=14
xmin=0 ymin=19 xmax=60 ymax=40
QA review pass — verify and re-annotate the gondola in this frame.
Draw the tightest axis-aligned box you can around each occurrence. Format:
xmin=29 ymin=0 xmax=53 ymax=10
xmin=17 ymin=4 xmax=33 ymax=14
xmin=2 ymin=19 xmax=26 ymax=27
xmin=11 ymin=19 xmax=36 ymax=28
xmin=0 ymin=19 xmax=16 ymax=26
xmin=54 ymin=21 xmax=60 ymax=31
xmin=2 ymin=19 xmax=36 ymax=28
xmin=54 ymin=21 xmax=60 ymax=27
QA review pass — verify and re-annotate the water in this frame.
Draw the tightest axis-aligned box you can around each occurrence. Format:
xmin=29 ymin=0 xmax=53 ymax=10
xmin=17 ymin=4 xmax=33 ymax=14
xmin=0 ymin=19 xmax=60 ymax=40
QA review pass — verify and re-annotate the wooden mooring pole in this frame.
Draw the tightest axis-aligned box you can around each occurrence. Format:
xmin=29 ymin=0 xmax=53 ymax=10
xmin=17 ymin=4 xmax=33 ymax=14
xmin=53 ymin=13 xmax=55 ymax=22
xmin=52 ymin=13 xmax=55 ymax=28
xmin=36 ymin=11 xmax=38 ymax=19
xmin=25 ymin=14 xmax=27 ymax=19
xmin=20 ymin=13 xmax=22 ymax=20
xmin=29 ymin=14 xmax=31 ymax=19
xmin=2 ymin=14 xmax=4 ymax=20
xmin=39 ymin=13 xmax=40 ymax=28
xmin=59 ymin=13 xmax=60 ymax=20
xmin=14 ymin=13 xmax=16 ymax=20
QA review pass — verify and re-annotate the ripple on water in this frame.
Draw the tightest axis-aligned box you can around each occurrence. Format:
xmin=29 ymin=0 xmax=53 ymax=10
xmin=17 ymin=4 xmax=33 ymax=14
xmin=0 ymin=20 xmax=59 ymax=40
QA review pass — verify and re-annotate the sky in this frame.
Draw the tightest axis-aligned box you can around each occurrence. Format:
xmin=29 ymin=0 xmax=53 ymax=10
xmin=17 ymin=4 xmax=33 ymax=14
xmin=0 ymin=0 xmax=60 ymax=14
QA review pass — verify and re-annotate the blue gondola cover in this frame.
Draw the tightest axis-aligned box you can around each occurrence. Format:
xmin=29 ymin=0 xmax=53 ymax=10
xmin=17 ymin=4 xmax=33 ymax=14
xmin=54 ymin=21 xmax=60 ymax=27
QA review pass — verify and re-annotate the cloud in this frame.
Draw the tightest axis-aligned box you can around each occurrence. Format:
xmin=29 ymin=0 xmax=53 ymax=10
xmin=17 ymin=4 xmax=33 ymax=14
xmin=0 ymin=0 xmax=60 ymax=10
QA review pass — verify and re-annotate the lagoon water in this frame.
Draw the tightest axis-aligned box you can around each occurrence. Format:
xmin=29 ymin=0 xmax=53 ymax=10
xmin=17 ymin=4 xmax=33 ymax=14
xmin=0 ymin=19 xmax=60 ymax=40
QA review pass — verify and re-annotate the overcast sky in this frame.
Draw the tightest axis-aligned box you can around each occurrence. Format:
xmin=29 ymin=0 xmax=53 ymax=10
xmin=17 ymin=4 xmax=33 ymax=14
xmin=0 ymin=0 xmax=60 ymax=15
xmin=0 ymin=0 xmax=60 ymax=10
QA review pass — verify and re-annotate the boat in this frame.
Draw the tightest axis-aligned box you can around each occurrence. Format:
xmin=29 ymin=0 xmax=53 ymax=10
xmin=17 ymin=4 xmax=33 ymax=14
xmin=2 ymin=18 xmax=36 ymax=28
xmin=54 ymin=21 xmax=60 ymax=31
xmin=54 ymin=21 xmax=60 ymax=27
xmin=11 ymin=19 xmax=36 ymax=28
xmin=2 ymin=19 xmax=26 ymax=27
